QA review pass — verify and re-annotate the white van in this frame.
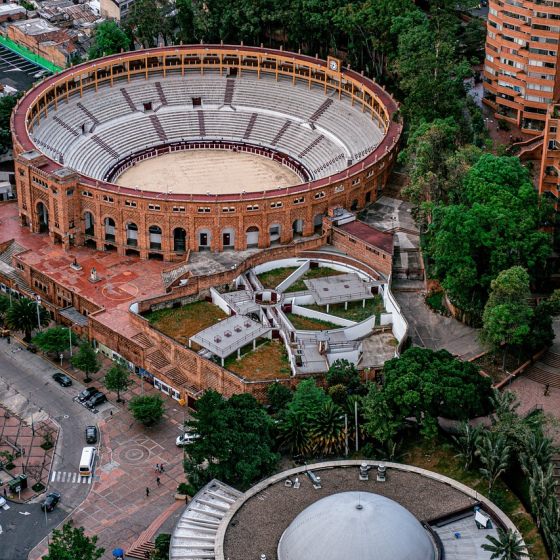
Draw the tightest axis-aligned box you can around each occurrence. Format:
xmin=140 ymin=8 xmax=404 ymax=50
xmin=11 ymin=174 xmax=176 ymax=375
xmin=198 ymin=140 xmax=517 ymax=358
xmin=79 ymin=446 xmax=96 ymax=477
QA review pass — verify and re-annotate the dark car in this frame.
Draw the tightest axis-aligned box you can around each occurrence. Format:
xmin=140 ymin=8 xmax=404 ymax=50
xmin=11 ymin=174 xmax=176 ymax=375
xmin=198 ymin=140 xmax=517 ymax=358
xmin=52 ymin=373 xmax=72 ymax=387
xmin=86 ymin=425 xmax=98 ymax=444
xmin=78 ymin=387 xmax=99 ymax=403
xmin=86 ymin=392 xmax=107 ymax=409
xmin=40 ymin=493 xmax=60 ymax=512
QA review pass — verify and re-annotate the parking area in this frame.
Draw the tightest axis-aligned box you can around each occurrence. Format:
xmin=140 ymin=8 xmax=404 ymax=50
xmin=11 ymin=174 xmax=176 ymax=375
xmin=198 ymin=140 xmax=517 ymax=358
xmin=0 ymin=43 xmax=50 ymax=92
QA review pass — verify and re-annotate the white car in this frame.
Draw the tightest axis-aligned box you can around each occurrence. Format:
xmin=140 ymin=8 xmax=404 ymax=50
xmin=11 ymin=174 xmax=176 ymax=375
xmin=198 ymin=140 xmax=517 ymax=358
xmin=0 ymin=495 xmax=6 ymax=508
xmin=176 ymin=433 xmax=199 ymax=447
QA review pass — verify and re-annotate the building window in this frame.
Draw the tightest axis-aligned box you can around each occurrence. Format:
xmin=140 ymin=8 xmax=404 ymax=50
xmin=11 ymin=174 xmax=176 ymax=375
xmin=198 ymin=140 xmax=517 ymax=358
xmin=82 ymin=190 xmax=93 ymax=198
xmin=197 ymin=207 xmax=211 ymax=213
xmin=293 ymin=197 xmax=305 ymax=205
xmin=270 ymin=201 xmax=283 ymax=208
xmin=66 ymin=189 xmax=74 ymax=196
xmin=222 ymin=206 xmax=236 ymax=213
xmin=314 ymin=191 xmax=325 ymax=199
xmin=148 ymin=204 xmax=161 ymax=211
xmin=19 ymin=169 xmax=25 ymax=178
xmin=102 ymin=195 xmax=114 ymax=203
xmin=247 ymin=204 xmax=259 ymax=211
xmin=125 ymin=200 xmax=137 ymax=207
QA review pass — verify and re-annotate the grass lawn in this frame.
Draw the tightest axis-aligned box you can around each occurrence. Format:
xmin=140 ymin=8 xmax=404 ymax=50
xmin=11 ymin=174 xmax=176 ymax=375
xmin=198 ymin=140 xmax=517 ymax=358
xmin=301 ymin=294 xmax=385 ymax=322
xmin=284 ymin=267 xmax=345 ymax=293
xmin=224 ymin=339 xmax=291 ymax=379
xmin=401 ymin=433 xmax=547 ymax=560
xmin=286 ymin=313 xmax=340 ymax=331
xmin=257 ymin=267 xmax=298 ymax=289
xmin=147 ymin=300 xmax=228 ymax=347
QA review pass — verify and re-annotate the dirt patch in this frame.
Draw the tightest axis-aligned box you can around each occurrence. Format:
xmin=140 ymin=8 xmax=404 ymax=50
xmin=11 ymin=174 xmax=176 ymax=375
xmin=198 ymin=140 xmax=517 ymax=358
xmin=147 ymin=300 xmax=228 ymax=347
xmin=286 ymin=313 xmax=340 ymax=331
xmin=471 ymin=350 xmax=531 ymax=384
xmin=224 ymin=339 xmax=290 ymax=380
xmin=257 ymin=267 xmax=298 ymax=289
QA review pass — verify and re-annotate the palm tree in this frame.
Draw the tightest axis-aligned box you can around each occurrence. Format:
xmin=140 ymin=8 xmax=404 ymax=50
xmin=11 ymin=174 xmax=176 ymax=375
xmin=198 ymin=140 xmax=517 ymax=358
xmin=5 ymin=297 xmax=50 ymax=341
xmin=277 ymin=411 xmax=312 ymax=456
xmin=481 ymin=528 xmax=530 ymax=560
xmin=520 ymin=432 xmax=555 ymax=470
xmin=541 ymin=497 xmax=560 ymax=559
xmin=477 ymin=432 xmax=510 ymax=492
xmin=490 ymin=388 xmax=520 ymax=422
xmin=452 ymin=421 xmax=485 ymax=470
xmin=525 ymin=459 xmax=556 ymax=529
xmin=309 ymin=401 xmax=346 ymax=456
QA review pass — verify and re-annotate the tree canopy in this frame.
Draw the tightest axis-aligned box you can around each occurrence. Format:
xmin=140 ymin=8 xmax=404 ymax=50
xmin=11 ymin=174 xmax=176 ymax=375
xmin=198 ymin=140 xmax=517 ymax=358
xmin=71 ymin=341 xmax=101 ymax=382
xmin=5 ymin=297 xmax=50 ymax=341
xmin=424 ymin=155 xmax=552 ymax=317
xmin=32 ymin=327 xmax=77 ymax=356
xmin=362 ymin=347 xmax=492 ymax=441
xmin=105 ymin=360 xmax=132 ymax=402
xmin=186 ymin=390 xmax=279 ymax=487
xmin=43 ymin=520 xmax=105 ymax=560
xmin=128 ymin=394 xmax=165 ymax=427
xmin=89 ymin=21 xmax=131 ymax=59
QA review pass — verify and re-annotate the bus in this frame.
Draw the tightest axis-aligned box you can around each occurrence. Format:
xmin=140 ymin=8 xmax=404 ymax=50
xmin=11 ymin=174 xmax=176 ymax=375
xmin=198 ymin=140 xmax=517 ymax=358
xmin=79 ymin=446 xmax=96 ymax=477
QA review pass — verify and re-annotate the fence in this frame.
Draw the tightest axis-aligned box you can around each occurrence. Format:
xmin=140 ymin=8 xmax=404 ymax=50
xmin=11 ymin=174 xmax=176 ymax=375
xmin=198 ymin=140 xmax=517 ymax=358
xmin=0 ymin=34 xmax=62 ymax=74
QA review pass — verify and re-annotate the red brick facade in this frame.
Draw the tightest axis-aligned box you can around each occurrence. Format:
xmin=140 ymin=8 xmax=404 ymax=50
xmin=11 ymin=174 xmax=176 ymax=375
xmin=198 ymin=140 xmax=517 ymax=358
xmin=12 ymin=45 xmax=402 ymax=260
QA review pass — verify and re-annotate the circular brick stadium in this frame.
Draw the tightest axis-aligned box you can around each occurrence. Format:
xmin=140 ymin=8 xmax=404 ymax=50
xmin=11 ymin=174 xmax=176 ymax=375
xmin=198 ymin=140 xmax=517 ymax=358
xmin=12 ymin=45 xmax=401 ymax=259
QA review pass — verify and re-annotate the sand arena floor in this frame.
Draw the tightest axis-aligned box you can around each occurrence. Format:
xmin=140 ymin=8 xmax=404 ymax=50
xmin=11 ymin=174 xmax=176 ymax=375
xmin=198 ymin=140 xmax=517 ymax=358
xmin=115 ymin=150 xmax=303 ymax=193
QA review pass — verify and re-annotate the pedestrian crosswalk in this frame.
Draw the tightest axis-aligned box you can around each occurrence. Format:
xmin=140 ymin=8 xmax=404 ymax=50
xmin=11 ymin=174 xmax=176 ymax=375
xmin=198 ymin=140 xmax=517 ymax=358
xmin=50 ymin=471 xmax=92 ymax=484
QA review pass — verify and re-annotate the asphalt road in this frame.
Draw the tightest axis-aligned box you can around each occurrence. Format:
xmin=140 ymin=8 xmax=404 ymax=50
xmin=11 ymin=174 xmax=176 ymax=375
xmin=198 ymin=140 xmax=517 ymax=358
xmin=0 ymin=337 xmax=116 ymax=560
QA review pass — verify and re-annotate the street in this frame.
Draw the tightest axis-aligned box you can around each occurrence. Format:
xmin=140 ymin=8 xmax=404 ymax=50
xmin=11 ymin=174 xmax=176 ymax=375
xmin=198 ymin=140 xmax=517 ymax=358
xmin=0 ymin=337 xmax=116 ymax=560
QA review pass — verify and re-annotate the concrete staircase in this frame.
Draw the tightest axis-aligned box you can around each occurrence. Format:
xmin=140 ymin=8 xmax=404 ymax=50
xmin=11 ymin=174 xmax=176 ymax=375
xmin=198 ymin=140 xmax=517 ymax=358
xmin=170 ymin=480 xmax=243 ymax=560
xmin=522 ymin=347 xmax=560 ymax=389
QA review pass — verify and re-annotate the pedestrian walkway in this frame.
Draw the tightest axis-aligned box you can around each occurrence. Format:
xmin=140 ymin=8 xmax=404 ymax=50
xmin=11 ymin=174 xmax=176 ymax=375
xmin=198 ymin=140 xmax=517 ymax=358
xmin=49 ymin=471 xmax=92 ymax=484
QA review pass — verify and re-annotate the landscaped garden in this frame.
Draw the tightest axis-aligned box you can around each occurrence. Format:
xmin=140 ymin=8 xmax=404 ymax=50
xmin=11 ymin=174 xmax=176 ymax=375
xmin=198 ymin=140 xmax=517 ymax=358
xmin=300 ymin=294 xmax=386 ymax=323
xmin=257 ymin=267 xmax=298 ymax=289
xmin=257 ymin=266 xmax=345 ymax=292
xmin=224 ymin=339 xmax=291 ymax=380
xmin=147 ymin=300 xmax=228 ymax=344
xmin=284 ymin=267 xmax=345 ymax=293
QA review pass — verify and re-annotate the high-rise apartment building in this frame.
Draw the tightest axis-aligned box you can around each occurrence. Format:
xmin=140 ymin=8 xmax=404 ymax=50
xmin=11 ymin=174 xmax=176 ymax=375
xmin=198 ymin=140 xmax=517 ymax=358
xmin=483 ymin=0 xmax=560 ymax=134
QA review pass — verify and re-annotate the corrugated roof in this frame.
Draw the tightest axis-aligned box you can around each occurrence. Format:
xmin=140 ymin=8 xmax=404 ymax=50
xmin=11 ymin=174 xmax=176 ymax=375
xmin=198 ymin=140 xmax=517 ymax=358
xmin=337 ymin=220 xmax=394 ymax=255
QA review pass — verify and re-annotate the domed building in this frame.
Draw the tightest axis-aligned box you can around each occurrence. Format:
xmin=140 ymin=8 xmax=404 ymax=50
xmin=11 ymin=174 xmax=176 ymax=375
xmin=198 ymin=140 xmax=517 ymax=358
xmin=168 ymin=461 xmax=526 ymax=560
xmin=277 ymin=492 xmax=436 ymax=560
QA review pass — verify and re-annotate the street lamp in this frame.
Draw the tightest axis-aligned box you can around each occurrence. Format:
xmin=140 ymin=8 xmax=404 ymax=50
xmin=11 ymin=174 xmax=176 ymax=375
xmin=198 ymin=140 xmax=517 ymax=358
xmin=35 ymin=295 xmax=42 ymax=332
xmin=65 ymin=326 xmax=73 ymax=359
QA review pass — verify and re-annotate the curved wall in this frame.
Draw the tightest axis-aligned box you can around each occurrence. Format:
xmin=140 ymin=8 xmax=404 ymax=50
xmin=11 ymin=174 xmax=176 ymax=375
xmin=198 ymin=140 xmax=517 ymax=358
xmin=12 ymin=45 xmax=402 ymax=259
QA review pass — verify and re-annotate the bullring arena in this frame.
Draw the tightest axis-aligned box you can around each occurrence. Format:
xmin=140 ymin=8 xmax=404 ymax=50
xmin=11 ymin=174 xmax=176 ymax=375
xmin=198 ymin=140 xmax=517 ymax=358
xmin=12 ymin=45 xmax=401 ymax=258
xmin=0 ymin=44 xmax=407 ymax=406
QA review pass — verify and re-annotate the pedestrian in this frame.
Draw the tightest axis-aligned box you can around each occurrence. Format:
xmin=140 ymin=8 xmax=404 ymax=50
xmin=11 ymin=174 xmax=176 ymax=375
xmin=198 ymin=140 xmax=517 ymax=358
xmin=146 ymin=487 xmax=150 ymax=498
xmin=544 ymin=384 xmax=550 ymax=396
xmin=6 ymin=335 xmax=10 ymax=345
xmin=155 ymin=463 xmax=159 ymax=473
xmin=185 ymin=494 xmax=189 ymax=504
xmin=160 ymin=464 xmax=165 ymax=473
xmin=156 ymin=476 xmax=160 ymax=486
xmin=3 ymin=487 xmax=6 ymax=498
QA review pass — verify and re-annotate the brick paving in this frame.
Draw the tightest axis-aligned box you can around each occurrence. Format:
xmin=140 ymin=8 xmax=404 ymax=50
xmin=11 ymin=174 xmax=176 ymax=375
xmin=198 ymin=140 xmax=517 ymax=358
xmin=0 ymin=405 xmax=58 ymax=503
xmin=28 ymin=380 xmax=192 ymax=560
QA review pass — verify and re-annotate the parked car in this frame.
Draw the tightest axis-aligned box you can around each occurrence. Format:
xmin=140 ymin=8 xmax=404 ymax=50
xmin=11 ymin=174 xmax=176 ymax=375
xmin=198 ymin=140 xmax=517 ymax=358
xmin=26 ymin=344 xmax=37 ymax=353
xmin=176 ymin=433 xmax=199 ymax=447
xmin=0 ymin=496 xmax=6 ymax=508
xmin=86 ymin=392 xmax=107 ymax=409
xmin=85 ymin=425 xmax=98 ymax=444
xmin=78 ymin=387 xmax=99 ymax=403
xmin=52 ymin=373 xmax=72 ymax=387
xmin=41 ymin=493 xmax=60 ymax=512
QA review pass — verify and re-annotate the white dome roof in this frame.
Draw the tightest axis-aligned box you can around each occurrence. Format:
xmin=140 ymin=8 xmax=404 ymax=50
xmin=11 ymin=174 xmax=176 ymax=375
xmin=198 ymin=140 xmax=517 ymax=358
xmin=277 ymin=491 xmax=436 ymax=560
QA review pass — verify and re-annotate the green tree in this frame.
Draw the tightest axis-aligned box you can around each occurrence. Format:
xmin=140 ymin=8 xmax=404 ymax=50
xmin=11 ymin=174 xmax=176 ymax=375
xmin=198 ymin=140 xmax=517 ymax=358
xmin=524 ymin=289 xmax=560 ymax=353
xmin=153 ymin=533 xmax=171 ymax=560
xmin=43 ymin=519 xmax=105 ymax=560
xmin=128 ymin=394 xmax=165 ymax=427
xmin=104 ymin=360 xmax=132 ymax=403
xmin=89 ymin=21 xmax=131 ymax=60
xmin=267 ymin=382 xmax=293 ymax=414
xmin=288 ymin=378 xmax=329 ymax=418
xmin=127 ymin=0 xmax=176 ymax=48
xmin=0 ymin=93 xmax=21 ymax=152
xmin=524 ymin=459 xmax=556 ymax=529
xmin=309 ymin=401 xmax=346 ymax=455
xmin=425 ymin=155 xmax=552 ymax=318
xmin=362 ymin=348 xmax=492 ymax=441
xmin=477 ymin=432 xmax=510 ymax=492
xmin=186 ymin=390 xmax=279 ymax=486
xmin=324 ymin=359 xmax=361 ymax=392
xmin=0 ymin=293 xmax=10 ymax=320
xmin=481 ymin=527 xmax=530 ymax=560
xmin=479 ymin=267 xmax=533 ymax=369
xmin=277 ymin=411 xmax=312 ymax=455
xmin=451 ymin=421 xmax=485 ymax=471
xmin=5 ymin=297 xmax=50 ymax=342
xmin=32 ymin=327 xmax=77 ymax=356
xmin=71 ymin=341 xmax=101 ymax=382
